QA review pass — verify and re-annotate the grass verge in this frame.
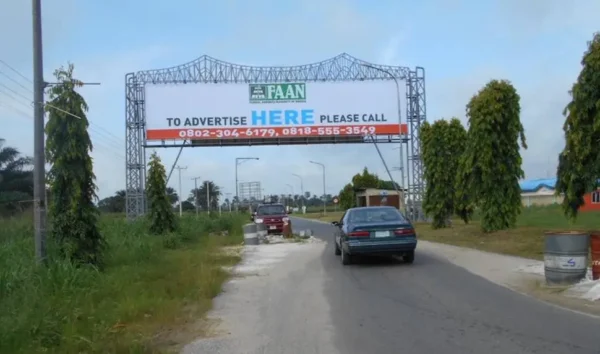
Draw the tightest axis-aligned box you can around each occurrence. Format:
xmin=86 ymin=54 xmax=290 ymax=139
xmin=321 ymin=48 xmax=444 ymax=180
xmin=0 ymin=212 xmax=247 ymax=354
xmin=416 ymin=205 xmax=600 ymax=260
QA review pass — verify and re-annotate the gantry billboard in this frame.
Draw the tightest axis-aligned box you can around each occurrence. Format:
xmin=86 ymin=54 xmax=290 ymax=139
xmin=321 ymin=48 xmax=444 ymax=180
xmin=144 ymin=80 xmax=408 ymax=142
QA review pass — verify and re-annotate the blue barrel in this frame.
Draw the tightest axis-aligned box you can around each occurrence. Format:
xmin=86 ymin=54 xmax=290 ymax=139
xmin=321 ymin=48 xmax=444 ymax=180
xmin=544 ymin=231 xmax=589 ymax=285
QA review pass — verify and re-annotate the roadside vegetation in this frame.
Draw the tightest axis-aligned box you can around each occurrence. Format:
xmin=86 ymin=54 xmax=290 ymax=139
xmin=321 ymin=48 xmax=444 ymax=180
xmin=300 ymin=34 xmax=600 ymax=261
xmin=0 ymin=64 xmax=248 ymax=353
xmin=0 ymin=213 xmax=246 ymax=354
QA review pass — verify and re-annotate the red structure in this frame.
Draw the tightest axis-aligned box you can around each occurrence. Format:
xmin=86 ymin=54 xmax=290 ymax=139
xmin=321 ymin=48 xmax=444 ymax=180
xmin=580 ymin=190 xmax=600 ymax=212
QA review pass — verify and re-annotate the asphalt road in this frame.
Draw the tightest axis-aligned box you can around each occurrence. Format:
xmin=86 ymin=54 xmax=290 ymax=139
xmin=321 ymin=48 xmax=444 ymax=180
xmin=290 ymin=216 xmax=600 ymax=354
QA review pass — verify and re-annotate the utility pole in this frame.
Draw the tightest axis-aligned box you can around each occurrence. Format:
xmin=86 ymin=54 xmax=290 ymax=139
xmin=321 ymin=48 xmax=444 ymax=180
xmin=206 ymin=181 xmax=210 ymax=216
xmin=32 ymin=0 xmax=46 ymax=263
xmin=175 ymin=166 xmax=187 ymax=216
xmin=191 ymin=176 xmax=202 ymax=216
xmin=310 ymin=161 xmax=327 ymax=216
xmin=226 ymin=192 xmax=232 ymax=212
xmin=292 ymin=173 xmax=304 ymax=209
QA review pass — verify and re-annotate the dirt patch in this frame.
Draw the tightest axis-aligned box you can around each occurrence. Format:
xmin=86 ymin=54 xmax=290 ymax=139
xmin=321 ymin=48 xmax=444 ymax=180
xmin=513 ymin=278 xmax=600 ymax=317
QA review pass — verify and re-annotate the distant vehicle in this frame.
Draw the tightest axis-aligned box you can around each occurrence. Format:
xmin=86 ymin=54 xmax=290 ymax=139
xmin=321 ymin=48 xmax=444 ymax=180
xmin=252 ymin=203 xmax=291 ymax=234
xmin=331 ymin=206 xmax=417 ymax=265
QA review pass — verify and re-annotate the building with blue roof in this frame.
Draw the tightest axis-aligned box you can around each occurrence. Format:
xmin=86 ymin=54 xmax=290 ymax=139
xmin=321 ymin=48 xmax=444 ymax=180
xmin=519 ymin=177 xmax=559 ymax=207
xmin=519 ymin=177 xmax=600 ymax=211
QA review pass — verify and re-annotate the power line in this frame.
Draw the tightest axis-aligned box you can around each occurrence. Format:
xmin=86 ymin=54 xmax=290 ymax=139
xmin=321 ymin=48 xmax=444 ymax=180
xmin=0 ymin=57 xmax=122 ymax=147
xmin=0 ymin=69 xmax=32 ymax=93
xmin=0 ymin=101 xmax=126 ymax=160
xmin=0 ymin=59 xmax=32 ymax=83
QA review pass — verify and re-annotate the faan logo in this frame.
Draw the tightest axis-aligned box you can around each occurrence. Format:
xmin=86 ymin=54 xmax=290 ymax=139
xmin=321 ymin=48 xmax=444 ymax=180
xmin=249 ymin=83 xmax=306 ymax=103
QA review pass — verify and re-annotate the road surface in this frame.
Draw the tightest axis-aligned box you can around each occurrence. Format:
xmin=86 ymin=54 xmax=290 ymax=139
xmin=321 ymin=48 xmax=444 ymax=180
xmin=184 ymin=217 xmax=600 ymax=354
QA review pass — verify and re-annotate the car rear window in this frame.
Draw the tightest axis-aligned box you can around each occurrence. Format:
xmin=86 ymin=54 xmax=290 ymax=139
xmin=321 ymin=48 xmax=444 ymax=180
xmin=257 ymin=205 xmax=286 ymax=215
xmin=349 ymin=208 xmax=405 ymax=223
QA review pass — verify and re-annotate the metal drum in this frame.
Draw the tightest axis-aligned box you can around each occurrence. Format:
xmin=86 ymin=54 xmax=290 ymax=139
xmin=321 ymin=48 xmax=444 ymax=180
xmin=544 ymin=231 xmax=589 ymax=285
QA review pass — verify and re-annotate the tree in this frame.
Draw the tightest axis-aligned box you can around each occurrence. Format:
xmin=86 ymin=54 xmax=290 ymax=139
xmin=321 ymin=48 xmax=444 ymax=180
xmin=98 ymin=190 xmax=126 ymax=213
xmin=146 ymin=152 xmax=177 ymax=234
xmin=462 ymin=80 xmax=527 ymax=232
xmin=421 ymin=118 xmax=469 ymax=228
xmin=377 ymin=180 xmax=400 ymax=190
xmin=352 ymin=168 xmax=380 ymax=189
xmin=337 ymin=167 xmax=382 ymax=210
xmin=190 ymin=180 xmax=221 ymax=210
xmin=166 ymin=187 xmax=178 ymax=205
xmin=556 ymin=33 xmax=600 ymax=221
xmin=339 ymin=183 xmax=354 ymax=210
xmin=0 ymin=139 xmax=33 ymax=215
xmin=45 ymin=63 xmax=105 ymax=265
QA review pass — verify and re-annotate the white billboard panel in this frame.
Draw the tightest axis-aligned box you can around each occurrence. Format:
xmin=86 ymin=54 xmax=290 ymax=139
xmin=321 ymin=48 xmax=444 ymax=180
xmin=144 ymin=80 xmax=407 ymax=141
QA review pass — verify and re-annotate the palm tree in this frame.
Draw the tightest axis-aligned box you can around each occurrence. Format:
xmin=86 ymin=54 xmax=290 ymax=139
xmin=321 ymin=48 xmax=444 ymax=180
xmin=189 ymin=180 xmax=221 ymax=210
xmin=166 ymin=186 xmax=179 ymax=205
xmin=0 ymin=139 xmax=33 ymax=214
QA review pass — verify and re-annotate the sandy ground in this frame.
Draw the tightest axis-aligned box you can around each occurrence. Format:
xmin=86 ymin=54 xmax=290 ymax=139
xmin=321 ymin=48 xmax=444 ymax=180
xmin=418 ymin=241 xmax=600 ymax=317
xmin=182 ymin=241 xmax=336 ymax=354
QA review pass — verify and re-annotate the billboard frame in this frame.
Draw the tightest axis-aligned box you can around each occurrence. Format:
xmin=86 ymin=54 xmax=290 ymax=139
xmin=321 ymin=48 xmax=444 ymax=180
xmin=125 ymin=53 xmax=427 ymax=220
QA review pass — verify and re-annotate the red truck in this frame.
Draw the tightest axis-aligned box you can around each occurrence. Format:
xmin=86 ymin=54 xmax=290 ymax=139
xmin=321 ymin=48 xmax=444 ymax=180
xmin=252 ymin=203 xmax=291 ymax=234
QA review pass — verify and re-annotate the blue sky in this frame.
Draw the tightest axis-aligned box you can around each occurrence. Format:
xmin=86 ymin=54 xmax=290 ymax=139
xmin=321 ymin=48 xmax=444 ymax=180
xmin=0 ymin=0 xmax=598 ymax=200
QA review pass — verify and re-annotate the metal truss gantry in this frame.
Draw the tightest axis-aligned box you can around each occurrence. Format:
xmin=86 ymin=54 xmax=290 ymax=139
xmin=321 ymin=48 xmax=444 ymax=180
xmin=125 ymin=53 xmax=427 ymax=221
xmin=238 ymin=181 xmax=262 ymax=204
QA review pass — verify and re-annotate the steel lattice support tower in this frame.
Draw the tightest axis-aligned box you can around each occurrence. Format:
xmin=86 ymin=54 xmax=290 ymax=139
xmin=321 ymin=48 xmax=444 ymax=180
xmin=124 ymin=53 xmax=428 ymax=221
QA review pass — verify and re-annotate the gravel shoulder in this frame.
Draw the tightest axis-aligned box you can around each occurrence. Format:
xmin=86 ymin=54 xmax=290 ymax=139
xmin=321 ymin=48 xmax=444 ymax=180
xmin=182 ymin=241 xmax=340 ymax=354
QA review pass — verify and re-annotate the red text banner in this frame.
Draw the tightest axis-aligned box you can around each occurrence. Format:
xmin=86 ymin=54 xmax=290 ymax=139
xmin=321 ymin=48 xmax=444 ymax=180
xmin=146 ymin=124 xmax=408 ymax=141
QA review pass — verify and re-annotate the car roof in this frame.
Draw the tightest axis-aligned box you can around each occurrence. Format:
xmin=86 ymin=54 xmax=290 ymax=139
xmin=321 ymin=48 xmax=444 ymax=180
xmin=348 ymin=206 xmax=398 ymax=211
xmin=258 ymin=203 xmax=284 ymax=207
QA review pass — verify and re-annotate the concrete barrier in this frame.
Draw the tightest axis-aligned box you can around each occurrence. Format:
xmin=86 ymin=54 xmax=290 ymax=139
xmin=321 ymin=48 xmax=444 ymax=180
xmin=256 ymin=223 xmax=268 ymax=240
xmin=243 ymin=223 xmax=259 ymax=245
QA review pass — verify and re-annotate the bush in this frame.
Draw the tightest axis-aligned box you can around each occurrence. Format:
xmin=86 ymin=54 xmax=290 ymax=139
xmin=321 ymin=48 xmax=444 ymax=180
xmin=0 ymin=212 xmax=247 ymax=354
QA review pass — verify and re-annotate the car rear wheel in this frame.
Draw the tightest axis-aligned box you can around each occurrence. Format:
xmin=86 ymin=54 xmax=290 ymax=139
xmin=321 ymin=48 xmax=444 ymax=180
xmin=341 ymin=248 xmax=352 ymax=265
xmin=334 ymin=240 xmax=341 ymax=256
xmin=404 ymin=251 xmax=415 ymax=264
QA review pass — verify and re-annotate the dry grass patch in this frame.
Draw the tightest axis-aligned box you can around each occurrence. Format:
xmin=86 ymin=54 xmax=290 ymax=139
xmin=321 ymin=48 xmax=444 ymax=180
xmin=416 ymin=205 xmax=600 ymax=260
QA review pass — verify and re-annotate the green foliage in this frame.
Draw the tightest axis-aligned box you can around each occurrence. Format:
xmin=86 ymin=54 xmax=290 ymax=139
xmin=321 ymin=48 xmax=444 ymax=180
xmin=352 ymin=167 xmax=380 ymax=189
xmin=339 ymin=183 xmax=355 ymax=210
xmin=97 ymin=190 xmax=126 ymax=213
xmin=556 ymin=32 xmax=600 ymax=221
xmin=0 ymin=212 xmax=247 ymax=353
xmin=0 ymin=139 xmax=33 ymax=216
xmin=190 ymin=180 xmax=221 ymax=210
xmin=45 ymin=64 xmax=105 ymax=265
xmin=462 ymin=80 xmax=527 ymax=232
xmin=448 ymin=119 xmax=474 ymax=223
xmin=146 ymin=152 xmax=177 ymax=234
xmin=336 ymin=167 xmax=402 ymax=210
xmin=336 ymin=167 xmax=383 ymax=209
xmin=421 ymin=118 xmax=468 ymax=228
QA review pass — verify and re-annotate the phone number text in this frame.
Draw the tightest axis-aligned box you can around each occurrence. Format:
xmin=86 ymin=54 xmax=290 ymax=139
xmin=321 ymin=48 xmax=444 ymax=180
xmin=177 ymin=126 xmax=378 ymax=139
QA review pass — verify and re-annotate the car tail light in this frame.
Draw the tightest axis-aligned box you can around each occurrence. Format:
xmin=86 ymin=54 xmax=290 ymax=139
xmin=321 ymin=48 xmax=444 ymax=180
xmin=348 ymin=231 xmax=370 ymax=237
xmin=394 ymin=228 xmax=415 ymax=236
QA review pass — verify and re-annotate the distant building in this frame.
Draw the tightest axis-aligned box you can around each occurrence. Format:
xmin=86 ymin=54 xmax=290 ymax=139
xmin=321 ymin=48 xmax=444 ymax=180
xmin=519 ymin=177 xmax=600 ymax=212
xmin=354 ymin=188 xmax=405 ymax=210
